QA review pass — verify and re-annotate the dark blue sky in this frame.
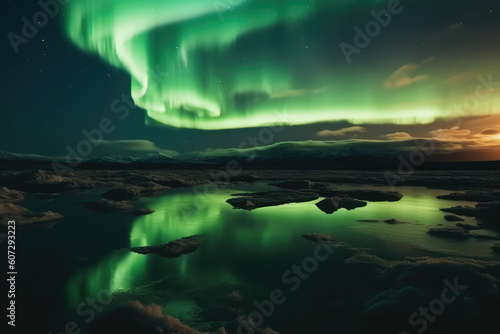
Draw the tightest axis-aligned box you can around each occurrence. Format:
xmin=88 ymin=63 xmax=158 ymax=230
xmin=2 ymin=0 xmax=500 ymax=160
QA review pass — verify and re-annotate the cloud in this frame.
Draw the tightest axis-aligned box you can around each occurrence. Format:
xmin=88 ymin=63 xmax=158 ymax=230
xmin=90 ymin=140 xmax=180 ymax=158
xmin=429 ymin=126 xmax=471 ymax=140
xmin=480 ymin=128 xmax=500 ymax=136
xmin=384 ymin=58 xmax=433 ymax=89
xmin=317 ymin=126 xmax=367 ymax=137
xmin=380 ymin=132 xmax=413 ymax=140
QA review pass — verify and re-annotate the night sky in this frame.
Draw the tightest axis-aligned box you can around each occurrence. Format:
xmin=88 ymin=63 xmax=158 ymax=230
xmin=2 ymin=0 xmax=500 ymax=160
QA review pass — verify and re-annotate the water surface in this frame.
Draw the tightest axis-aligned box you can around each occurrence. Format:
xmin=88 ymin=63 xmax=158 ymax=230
xmin=15 ymin=183 xmax=500 ymax=333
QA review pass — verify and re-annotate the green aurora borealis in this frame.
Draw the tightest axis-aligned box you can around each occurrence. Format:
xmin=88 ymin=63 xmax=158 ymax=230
xmin=4 ymin=0 xmax=500 ymax=159
xmin=64 ymin=0 xmax=500 ymax=130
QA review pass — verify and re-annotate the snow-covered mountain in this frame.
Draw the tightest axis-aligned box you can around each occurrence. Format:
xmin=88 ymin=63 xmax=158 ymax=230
xmin=130 ymin=152 xmax=182 ymax=164
xmin=84 ymin=155 xmax=138 ymax=164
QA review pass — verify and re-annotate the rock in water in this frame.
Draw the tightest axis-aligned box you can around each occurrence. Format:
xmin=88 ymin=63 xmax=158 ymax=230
xmin=316 ymin=198 xmax=339 ymax=214
xmin=131 ymin=236 xmax=201 ymax=258
xmin=227 ymin=190 xmax=318 ymax=210
xmin=133 ymin=208 xmax=155 ymax=216
xmin=427 ymin=227 xmax=468 ymax=239
xmin=467 ymin=231 xmax=500 ymax=240
xmin=437 ymin=191 xmax=500 ymax=202
xmin=384 ymin=218 xmax=404 ymax=225
xmin=338 ymin=197 xmax=367 ymax=210
xmin=440 ymin=206 xmax=476 ymax=217
xmin=343 ymin=190 xmax=403 ymax=202
xmin=0 ymin=187 xmax=24 ymax=204
xmin=269 ymin=181 xmax=402 ymax=202
xmin=86 ymin=200 xmax=134 ymax=212
xmin=456 ymin=223 xmax=480 ymax=230
xmin=441 ymin=201 xmax=500 ymax=228
xmin=303 ymin=233 xmax=336 ymax=243
xmin=444 ymin=214 xmax=465 ymax=222
xmin=0 ymin=203 xmax=63 ymax=226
